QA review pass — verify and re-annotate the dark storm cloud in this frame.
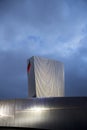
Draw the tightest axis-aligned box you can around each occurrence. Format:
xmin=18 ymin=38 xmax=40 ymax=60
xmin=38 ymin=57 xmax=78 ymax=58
xmin=0 ymin=0 xmax=87 ymax=98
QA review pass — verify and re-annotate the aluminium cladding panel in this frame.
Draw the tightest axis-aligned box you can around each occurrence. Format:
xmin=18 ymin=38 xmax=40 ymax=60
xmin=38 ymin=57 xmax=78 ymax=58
xmin=14 ymin=98 xmax=65 ymax=129
xmin=34 ymin=56 xmax=64 ymax=97
xmin=0 ymin=100 xmax=15 ymax=127
xmin=27 ymin=57 xmax=36 ymax=97
xmin=0 ymin=97 xmax=87 ymax=129
xmin=11 ymin=98 xmax=87 ymax=129
xmin=14 ymin=98 xmax=48 ymax=128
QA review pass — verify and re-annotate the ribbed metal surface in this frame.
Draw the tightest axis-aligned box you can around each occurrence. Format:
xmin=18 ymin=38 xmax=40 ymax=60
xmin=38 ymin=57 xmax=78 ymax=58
xmin=27 ymin=57 xmax=36 ymax=97
xmin=0 ymin=97 xmax=87 ymax=129
xmin=0 ymin=100 xmax=15 ymax=127
xmin=0 ymin=97 xmax=87 ymax=130
xmin=27 ymin=56 xmax=64 ymax=97
xmin=34 ymin=56 xmax=64 ymax=97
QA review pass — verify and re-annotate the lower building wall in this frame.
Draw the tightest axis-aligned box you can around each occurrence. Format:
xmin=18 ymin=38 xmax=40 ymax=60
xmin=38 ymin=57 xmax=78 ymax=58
xmin=0 ymin=97 xmax=87 ymax=129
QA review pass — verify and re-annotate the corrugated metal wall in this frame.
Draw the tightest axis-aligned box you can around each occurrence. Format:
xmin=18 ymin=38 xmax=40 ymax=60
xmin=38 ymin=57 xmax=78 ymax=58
xmin=27 ymin=56 xmax=64 ymax=98
xmin=0 ymin=97 xmax=87 ymax=129
xmin=27 ymin=57 xmax=36 ymax=97
xmin=0 ymin=100 xmax=15 ymax=127
xmin=34 ymin=56 xmax=64 ymax=97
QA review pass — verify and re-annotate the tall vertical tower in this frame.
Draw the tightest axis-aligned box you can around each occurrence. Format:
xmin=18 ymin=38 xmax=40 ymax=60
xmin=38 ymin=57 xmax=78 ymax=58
xmin=27 ymin=56 xmax=64 ymax=97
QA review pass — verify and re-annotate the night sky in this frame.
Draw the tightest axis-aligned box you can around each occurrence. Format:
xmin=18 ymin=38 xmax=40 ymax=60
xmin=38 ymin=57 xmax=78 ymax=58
xmin=0 ymin=0 xmax=87 ymax=99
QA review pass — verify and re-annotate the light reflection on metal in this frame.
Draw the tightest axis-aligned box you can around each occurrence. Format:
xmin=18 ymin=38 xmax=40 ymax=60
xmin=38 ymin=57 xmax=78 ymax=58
xmin=24 ymin=106 xmax=45 ymax=112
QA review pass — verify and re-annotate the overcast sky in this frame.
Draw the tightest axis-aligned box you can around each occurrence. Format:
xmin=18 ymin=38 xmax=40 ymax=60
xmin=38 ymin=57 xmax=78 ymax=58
xmin=0 ymin=0 xmax=87 ymax=99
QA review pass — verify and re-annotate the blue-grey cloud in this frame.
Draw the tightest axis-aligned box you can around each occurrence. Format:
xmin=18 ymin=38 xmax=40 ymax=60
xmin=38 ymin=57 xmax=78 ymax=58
xmin=0 ymin=0 xmax=87 ymax=98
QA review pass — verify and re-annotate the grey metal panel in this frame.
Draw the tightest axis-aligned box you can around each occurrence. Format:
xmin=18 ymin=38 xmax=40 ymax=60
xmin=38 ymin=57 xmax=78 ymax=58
xmin=14 ymin=97 xmax=87 ymax=129
xmin=27 ymin=57 xmax=36 ymax=97
xmin=0 ymin=100 xmax=15 ymax=127
xmin=10 ymin=97 xmax=87 ymax=129
xmin=0 ymin=97 xmax=87 ymax=129
xmin=14 ymin=99 xmax=48 ymax=128
xmin=34 ymin=56 xmax=64 ymax=97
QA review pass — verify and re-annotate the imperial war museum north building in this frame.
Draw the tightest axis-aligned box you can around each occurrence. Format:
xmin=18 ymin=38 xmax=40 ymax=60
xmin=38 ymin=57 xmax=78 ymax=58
xmin=27 ymin=56 xmax=64 ymax=98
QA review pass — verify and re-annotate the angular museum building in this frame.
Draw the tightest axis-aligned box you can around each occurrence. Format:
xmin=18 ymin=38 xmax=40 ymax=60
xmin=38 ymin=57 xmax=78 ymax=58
xmin=0 ymin=56 xmax=87 ymax=129
xmin=27 ymin=56 xmax=64 ymax=97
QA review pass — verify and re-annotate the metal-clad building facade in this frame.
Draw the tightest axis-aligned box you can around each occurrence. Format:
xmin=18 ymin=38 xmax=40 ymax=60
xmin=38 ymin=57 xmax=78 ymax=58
xmin=27 ymin=57 xmax=36 ymax=97
xmin=27 ymin=56 xmax=64 ymax=97
xmin=0 ymin=97 xmax=87 ymax=129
